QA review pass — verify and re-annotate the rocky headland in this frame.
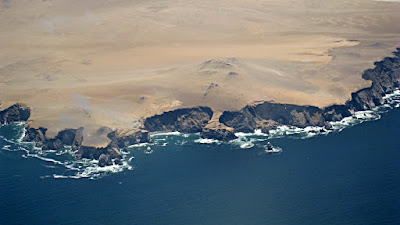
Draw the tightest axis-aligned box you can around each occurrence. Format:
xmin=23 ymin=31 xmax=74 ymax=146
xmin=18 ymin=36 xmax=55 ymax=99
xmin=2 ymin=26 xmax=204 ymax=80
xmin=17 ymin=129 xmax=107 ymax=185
xmin=1 ymin=48 xmax=399 ymax=166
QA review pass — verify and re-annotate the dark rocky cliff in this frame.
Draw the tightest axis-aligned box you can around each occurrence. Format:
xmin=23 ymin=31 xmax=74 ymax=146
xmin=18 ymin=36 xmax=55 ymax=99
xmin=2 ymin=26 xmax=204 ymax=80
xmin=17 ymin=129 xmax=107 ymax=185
xmin=144 ymin=106 xmax=213 ymax=133
xmin=0 ymin=103 xmax=30 ymax=125
xmin=346 ymin=50 xmax=400 ymax=110
xmin=219 ymin=102 xmax=328 ymax=133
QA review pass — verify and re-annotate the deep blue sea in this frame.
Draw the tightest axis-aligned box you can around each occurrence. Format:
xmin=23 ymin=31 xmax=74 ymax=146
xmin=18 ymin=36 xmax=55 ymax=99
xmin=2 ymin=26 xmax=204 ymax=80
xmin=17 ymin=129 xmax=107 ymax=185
xmin=1 ymin=103 xmax=400 ymax=224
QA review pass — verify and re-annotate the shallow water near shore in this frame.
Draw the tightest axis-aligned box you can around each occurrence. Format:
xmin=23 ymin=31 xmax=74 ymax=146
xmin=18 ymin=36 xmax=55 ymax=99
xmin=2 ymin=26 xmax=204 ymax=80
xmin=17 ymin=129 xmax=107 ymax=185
xmin=1 ymin=105 xmax=400 ymax=224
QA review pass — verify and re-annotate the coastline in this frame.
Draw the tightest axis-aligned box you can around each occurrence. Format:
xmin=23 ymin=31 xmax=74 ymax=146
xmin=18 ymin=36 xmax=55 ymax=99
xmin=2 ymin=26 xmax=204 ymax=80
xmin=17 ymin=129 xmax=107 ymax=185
xmin=1 ymin=48 xmax=400 ymax=167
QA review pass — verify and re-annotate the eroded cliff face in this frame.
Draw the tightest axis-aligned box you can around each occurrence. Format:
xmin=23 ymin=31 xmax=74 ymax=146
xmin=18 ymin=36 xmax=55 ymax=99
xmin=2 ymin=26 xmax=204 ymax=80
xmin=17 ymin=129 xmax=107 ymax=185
xmin=0 ymin=103 xmax=30 ymax=125
xmin=144 ymin=106 xmax=213 ymax=133
xmin=347 ymin=51 xmax=400 ymax=110
xmin=219 ymin=102 xmax=329 ymax=133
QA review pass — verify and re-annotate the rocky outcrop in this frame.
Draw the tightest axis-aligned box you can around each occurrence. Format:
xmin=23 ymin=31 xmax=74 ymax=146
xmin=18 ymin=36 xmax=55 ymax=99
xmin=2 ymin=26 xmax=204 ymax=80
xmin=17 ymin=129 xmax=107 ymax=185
xmin=322 ymin=104 xmax=352 ymax=122
xmin=220 ymin=102 xmax=327 ymax=133
xmin=55 ymin=128 xmax=84 ymax=151
xmin=22 ymin=126 xmax=47 ymax=144
xmin=219 ymin=107 xmax=257 ymax=133
xmin=201 ymin=127 xmax=237 ymax=142
xmin=200 ymin=120 xmax=237 ymax=142
xmin=23 ymin=126 xmax=151 ymax=167
xmin=144 ymin=106 xmax=213 ymax=133
xmin=0 ymin=103 xmax=31 ymax=125
xmin=253 ymin=102 xmax=326 ymax=128
xmin=346 ymin=51 xmax=400 ymax=110
xmin=107 ymin=129 xmax=152 ymax=148
xmin=23 ymin=127 xmax=84 ymax=151
xmin=76 ymin=144 xmax=123 ymax=167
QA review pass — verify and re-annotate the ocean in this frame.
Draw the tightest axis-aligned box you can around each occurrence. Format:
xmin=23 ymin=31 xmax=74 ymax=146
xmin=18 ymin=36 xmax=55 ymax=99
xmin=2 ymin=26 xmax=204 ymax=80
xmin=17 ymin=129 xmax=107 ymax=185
xmin=1 ymin=94 xmax=399 ymax=225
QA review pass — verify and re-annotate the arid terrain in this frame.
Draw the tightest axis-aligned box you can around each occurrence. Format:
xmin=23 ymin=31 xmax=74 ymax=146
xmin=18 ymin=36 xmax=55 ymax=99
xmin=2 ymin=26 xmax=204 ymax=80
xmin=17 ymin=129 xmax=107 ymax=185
xmin=1 ymin=0 xmax=399 ymax=145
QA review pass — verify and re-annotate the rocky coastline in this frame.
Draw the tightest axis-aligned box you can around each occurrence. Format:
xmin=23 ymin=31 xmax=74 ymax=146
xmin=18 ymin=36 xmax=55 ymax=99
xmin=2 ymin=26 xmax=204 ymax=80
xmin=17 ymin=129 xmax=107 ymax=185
xmin=1 ymin=48 xmax=399 ymax=166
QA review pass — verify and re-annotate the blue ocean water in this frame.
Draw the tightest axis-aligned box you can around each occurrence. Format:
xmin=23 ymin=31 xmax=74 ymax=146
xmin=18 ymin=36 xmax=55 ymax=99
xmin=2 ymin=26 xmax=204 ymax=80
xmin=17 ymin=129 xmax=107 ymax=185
xmin=1 ymin=106 xmax=400 ymax=225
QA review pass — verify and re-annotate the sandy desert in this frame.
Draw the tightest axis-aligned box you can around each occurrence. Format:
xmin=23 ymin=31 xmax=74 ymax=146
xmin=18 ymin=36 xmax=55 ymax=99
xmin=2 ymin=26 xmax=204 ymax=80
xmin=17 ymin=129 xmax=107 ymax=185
xmin=1 ymin=0 xmax=399 ymax=145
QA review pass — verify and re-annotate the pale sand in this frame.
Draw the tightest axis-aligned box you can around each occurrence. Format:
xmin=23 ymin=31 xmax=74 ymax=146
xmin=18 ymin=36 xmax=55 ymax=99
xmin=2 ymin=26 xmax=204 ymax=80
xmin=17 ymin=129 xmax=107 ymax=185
xmin=0 ymin=0 xmax=399 ymax=146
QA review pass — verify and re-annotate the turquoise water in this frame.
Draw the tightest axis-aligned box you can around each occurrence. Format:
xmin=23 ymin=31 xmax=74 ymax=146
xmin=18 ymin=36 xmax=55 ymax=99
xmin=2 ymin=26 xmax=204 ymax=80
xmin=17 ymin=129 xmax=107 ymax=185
xmin=1 ymin=105 xmax=400 ymax=224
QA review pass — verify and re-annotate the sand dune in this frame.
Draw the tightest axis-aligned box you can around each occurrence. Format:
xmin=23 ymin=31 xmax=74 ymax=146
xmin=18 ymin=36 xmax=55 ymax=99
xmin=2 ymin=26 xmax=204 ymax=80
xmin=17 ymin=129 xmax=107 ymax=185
xmin=1 ymin=0 xmax=399 ymax=145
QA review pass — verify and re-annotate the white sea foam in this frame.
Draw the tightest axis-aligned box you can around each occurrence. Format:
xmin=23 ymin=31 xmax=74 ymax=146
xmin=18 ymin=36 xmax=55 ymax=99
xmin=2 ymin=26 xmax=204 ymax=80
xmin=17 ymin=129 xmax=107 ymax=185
xmin=235 ymin=130 xmax=267 ymax=137
xmin=150 ymin=131 xmax=181 ymax=137
xmin=128 ymin=142 xmax=151 ymax=148
xmin=240 ymin=141 xmax=254 ymax=149
xmin=16 ymin=123 xmax=26 ymax=143
xmin=229 ymin=136 xmax=255 ymax=149
xmin=194 ymin=138 xmax=221 ymax=144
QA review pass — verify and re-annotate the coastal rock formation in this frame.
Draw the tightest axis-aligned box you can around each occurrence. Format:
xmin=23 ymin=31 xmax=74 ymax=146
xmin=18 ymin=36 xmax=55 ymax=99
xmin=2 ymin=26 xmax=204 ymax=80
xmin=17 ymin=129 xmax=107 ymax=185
xmin=0 ymin=103 xmax=31 ymax=125
xmin=22 ymin=126 xmax=48 ymax=144
xmin=23 ymin=126 xmax=151 ymax=166
xmin=107 ymin=129 xmax=152 ymax=148
xmin=54 ymin=128 xmax=84 ymax=151
xmin=23 ymin=127 xmax=84 ymax=151
xmin=201 ymin=122 xmax=237 ymax=142
xmin=219 ymin=102 xmax=327 ymax=133
xmin=322 ymin=105 xmax=352 ymax=122
xmin=346 ymin=50 xmax=400 ymax=110
xmin=77 ymin=144 xmax=123 ymax=167
xmin=144 ymin=106 xmax=213 ymax=133
xmin=201 ymin=127 xmax=237 ymax=142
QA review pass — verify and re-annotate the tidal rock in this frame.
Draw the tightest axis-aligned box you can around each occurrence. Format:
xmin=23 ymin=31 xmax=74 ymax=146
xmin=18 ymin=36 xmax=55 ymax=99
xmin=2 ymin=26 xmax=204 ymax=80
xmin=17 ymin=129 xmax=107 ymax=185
xmin=324 ymin=122 xmax=333 ymax=130
xmin=144 ymin=106 xmax=213 ymax=133
xmin=98 ymin=154 xmax=112 ymax=167
xmin=0 ymin=103 xmax=31 ymax=125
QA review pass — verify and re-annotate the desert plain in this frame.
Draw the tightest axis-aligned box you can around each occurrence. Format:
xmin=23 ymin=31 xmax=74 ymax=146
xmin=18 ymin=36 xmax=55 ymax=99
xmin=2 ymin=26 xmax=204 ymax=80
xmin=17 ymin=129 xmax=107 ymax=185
xmin=1 ymin=0 xmax=399 ymax=145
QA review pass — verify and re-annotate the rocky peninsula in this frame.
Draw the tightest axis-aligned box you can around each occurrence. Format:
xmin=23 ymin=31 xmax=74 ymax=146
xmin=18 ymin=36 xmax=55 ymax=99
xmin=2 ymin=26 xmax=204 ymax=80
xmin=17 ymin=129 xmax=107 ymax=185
xmin=1 ymin=48 xmax=399 ymax=166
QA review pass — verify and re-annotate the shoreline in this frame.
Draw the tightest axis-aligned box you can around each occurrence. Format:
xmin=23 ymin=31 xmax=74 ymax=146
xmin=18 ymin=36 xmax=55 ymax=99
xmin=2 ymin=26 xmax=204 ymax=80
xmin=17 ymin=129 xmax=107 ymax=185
xmin=1 ymin=48 xmax=399 ymax=166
